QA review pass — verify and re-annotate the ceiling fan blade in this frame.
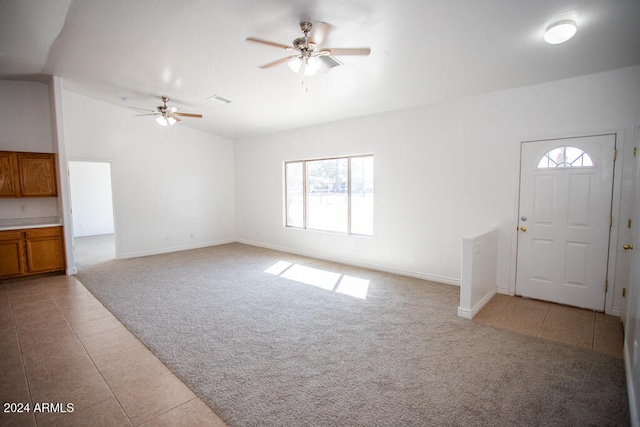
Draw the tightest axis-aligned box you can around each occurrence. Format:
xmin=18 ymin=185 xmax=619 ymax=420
xmin=169 ymin=114 xmax=182 ymax=122
xmin=134 ymin=113 xmax=160 ymax=117
xmin=259 ymin=55 xmax=298 ymax=69
xmin=246 ymin=37 xmax=294 ymax=51
xmin=128 ymin=106 xmax=156 ymax=113
xmin=173 ymin=112 xmax=203 ymax=118
xmin=310 ymin=21 xmax=334 ymax=46
xmin=322 ymin=47 xmax=371 ymax=56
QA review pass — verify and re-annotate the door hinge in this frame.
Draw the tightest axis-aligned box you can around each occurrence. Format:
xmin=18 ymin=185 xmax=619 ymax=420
xmin=613 ymin=149 xmax=617 ymax=161
xmin=630 ymin=219 xmax=633 ymax=229
xmin=605 ymin=280 xmax=608 ymax=293
xmin=609 ymin=216 xmax=613 ymax=228
xmin=623 ymin=287 xmax=627 ymax=298
xmin=634 ymin=147 xmax=638 ymax=157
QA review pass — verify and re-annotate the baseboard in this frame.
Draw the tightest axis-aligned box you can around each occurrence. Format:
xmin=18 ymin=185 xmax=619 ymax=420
xmin=625 ymin=338 xmax=639 ymax=427
xmin=66 ymin=267 xmax=77 ymax=275
xmin=496 ymin=285 xmax=510 ymax=295
xmin=458 ymin=287 xmax=497 ymax=319
xmin=118 ymin=238 xmax=236 ymax=260
xmin=457 ymin=306 xmax=473 ymax=319
xmin=115 ymin=238 xmax=461 ymax=286
xmin=236 ymin=239 xmax=461 ymax=286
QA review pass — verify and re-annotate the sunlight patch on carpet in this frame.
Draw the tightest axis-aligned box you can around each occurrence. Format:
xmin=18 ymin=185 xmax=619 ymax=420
xmin=265 ymin=260 xmax=370 ymax=299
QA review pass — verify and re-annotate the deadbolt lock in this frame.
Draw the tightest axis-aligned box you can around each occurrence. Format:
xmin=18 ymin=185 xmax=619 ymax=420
xmin=520 ymin=226 xmax=527 ymax=232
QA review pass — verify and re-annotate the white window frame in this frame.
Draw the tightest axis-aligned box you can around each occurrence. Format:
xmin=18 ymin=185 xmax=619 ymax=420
xmin=284 ymin=154 xmax=373 ymax=236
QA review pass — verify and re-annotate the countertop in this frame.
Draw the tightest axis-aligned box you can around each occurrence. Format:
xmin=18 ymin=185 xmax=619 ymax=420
xmin=0 ymin=223 xmax=63 ymax=231
xmin=0 ymin=217 xmax=63 ymax=232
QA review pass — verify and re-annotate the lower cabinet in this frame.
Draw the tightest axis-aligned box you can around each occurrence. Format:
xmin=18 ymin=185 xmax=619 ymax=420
xmin=0 ymin=226 xmax=65 ymax=279
xmin=0 ymin=231 xmax=24 ymax=277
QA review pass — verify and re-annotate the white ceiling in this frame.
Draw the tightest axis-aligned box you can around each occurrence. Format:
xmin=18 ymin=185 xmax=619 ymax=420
xmin=1 ymin=0 xmax=639 ymax=140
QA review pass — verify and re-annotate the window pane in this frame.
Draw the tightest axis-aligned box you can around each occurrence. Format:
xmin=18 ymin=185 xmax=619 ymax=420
xmin=306 ymin=158 xmax=348 ymax=233
xmin=350 ymin=156 xmax=374 ymax=235
xmin=285 ymin=162 xmax=304 ymax=228
xmin=537 ymin=146 xmax=594 ymax=169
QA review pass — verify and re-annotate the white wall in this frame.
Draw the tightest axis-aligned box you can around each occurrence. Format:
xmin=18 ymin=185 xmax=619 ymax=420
xmin=459 ymin=228 xmax=498 ymax=319
xmin=62 ymin=90 xmax=236 ymax=259
xmin=0 ymin=80 xmax=59 ymax=222
xmin=0 ymin=80 xmax=53 ymax=152
xmin=235 ymin=66 xmax=640 ymax=315
xmin=69 ymin=161 xmax=114 ymax=237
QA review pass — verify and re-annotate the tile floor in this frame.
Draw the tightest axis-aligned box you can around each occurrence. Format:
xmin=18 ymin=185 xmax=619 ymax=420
xmin=0 ymin=274 xmax=227 ymax=426
xmin=473 ymin=293 xmax=624 ymax=357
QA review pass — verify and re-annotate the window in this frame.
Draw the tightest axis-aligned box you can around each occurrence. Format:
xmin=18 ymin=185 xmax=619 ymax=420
xmin=285 ymin=155 xmax=373 ymax=235
xmin=538 ymin=146 xmax=594 ymax=169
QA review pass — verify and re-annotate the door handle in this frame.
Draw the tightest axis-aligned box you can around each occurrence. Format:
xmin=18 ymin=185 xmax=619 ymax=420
xmin=624 ymin=244 xmax=634 ymax=250
xmin=520 ymin=226 xmax=527 ymax=232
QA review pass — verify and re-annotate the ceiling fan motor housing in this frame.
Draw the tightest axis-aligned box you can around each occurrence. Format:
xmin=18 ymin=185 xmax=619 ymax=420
xmin=293 ymin=38 xmax=316 ymax=52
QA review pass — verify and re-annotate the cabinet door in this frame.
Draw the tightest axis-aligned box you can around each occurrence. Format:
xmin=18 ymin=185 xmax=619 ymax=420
xmin=0 ymin=152 xmax=20 ymax=197
xmin=17 ymin=153 xmax=58 ymax=197
xmin=26 ymin=236 xmax=65 ymax=273
xmin=0 ymin=231 xmax=24 ymax=277
xmin=25 ymin=228 xmax=65 ymax=274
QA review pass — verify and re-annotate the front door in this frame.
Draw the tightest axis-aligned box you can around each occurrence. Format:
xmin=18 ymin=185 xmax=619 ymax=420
xmin=516 ymin=134 xmax=616 ymax=310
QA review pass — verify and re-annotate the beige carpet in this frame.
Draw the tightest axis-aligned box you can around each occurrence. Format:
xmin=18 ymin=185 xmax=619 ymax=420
xmin=75 ymin=241 xmax=629 ymax=426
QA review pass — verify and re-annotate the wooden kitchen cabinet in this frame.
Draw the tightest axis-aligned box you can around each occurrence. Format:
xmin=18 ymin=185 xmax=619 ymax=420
xmin=0 ymin=230 xmax=24 ymax=277
xmin=0 ymin=152 xmax=20 ymax=197
xmin=25 ymin=227 xmax=65 ymax=273
xmin=0 ymin=151 xmax=58 ymax=198
xmin=0 ymin=227 xmax=65 ymax=279
xmin=17 ymin=153 xmax=58 ymax=197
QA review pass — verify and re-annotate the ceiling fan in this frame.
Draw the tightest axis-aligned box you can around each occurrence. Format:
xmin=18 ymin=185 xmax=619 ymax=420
xmin=246 ymin=21 xmax=370 ymax=76
xmin=129 ymin=96 xmax=203 ymax=127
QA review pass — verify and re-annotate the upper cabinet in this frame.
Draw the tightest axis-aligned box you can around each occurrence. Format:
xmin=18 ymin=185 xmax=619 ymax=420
xmin=0 ymin=151 xmax=19 ymax=196
xmin=0 ymin=151 xmax=58 ymax=198
xmin=17 ymin=153 xmax=58 ymax=197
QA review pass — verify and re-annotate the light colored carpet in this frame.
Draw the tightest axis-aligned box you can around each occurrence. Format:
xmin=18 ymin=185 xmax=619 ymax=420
xmin=74 ymin=233 xmax=115 ymax=269
xmin=75 ymin=241 xmax=629 ymax=426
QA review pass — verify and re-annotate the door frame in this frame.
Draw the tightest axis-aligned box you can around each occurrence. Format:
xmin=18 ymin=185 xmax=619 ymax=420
xmin=67 ymin=157 xmax=118 ymax=269
xmin=509 ymin=131 xmax=627 ymax=316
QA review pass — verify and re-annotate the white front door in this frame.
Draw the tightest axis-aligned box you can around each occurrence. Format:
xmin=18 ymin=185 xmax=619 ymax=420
xmin=516 ymin=134 xmax=616 ymax=310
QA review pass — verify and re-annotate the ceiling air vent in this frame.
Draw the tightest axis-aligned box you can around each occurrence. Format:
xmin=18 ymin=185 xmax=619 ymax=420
xmin=207 ymin=95 xmax=231 ymax=105
xmin=318 ymin=55 xmax=343 ymax=68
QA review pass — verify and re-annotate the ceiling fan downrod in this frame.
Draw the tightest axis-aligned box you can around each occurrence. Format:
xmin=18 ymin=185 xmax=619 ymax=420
xmin=293 ymin=21 xmax=316 ymax=53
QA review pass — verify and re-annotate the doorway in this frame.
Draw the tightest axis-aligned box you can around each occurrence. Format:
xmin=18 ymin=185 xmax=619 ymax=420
xmin=515 ymin=134 xmax=616 ymax=310
xmin=68 ymin=161 xmax=115 ymax=270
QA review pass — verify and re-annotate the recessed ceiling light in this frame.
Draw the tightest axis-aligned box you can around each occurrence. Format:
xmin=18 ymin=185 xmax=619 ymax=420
xmin=544 ymin=20 xmax=577 ymax=45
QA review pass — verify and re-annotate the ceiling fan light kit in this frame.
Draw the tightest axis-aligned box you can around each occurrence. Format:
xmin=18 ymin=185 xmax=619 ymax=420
xmin=288 ymin=56 xmax=322 ymax=76
xmin=156 ymin=116 xmax=177 ymax=127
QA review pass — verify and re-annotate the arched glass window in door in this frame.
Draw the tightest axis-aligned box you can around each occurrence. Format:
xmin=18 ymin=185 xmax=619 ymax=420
xmin=537 ymin=146 xmax=594 ymax=168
